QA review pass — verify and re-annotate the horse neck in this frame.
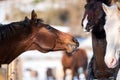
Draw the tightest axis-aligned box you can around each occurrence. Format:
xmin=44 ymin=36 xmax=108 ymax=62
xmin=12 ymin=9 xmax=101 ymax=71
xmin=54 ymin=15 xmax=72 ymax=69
xmin=91 ymin=32 xmax=107 ymax=69
xmin=0 ymin=22 xmax=32 ymax=64
xmin=91 ymin=33 xmax=119 ymax=78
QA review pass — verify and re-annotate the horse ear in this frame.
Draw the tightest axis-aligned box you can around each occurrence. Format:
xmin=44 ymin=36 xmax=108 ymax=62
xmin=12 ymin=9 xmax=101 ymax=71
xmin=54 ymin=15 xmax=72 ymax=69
xmin=31 ymin=10 xmax=37 ymax=21
xmin=102 ymin=3 xmax=110 ymax=15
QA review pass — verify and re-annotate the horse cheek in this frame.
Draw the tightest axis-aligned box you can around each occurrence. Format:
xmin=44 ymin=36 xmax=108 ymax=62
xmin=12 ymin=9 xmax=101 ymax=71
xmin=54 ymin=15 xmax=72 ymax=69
xmin=35 ymin=33 xmax=56 ymax=50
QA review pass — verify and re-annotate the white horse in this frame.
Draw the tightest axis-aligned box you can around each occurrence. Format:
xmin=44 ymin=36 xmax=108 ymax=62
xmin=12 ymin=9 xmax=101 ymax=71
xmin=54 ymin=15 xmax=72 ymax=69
xmin=102 ymin=3 xmax=120 ymax=68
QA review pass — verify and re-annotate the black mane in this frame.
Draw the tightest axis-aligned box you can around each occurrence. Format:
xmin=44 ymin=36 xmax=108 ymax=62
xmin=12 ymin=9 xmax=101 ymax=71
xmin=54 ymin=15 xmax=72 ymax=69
xmin=98 ymin=0 xmax=112 ymax=5
xmin=86 ymin=0 xmax=112 ymax=5
xmin=0 ymin=15 xmax=44 ymax=42
xmin=0 ymin=20 xmax=30 ymax=41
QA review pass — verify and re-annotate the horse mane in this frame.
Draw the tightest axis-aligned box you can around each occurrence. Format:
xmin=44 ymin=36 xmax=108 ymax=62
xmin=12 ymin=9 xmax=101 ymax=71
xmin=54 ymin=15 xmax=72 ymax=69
xmin=0 ymin=19 xmax=30 ymax=41
xmin=0 ymin=14 xmax=44 ymax=42
xmin=86 ymin=0 xmax=112 ymax=5
xmin=98 ymin=0 xmax=112 ymax=5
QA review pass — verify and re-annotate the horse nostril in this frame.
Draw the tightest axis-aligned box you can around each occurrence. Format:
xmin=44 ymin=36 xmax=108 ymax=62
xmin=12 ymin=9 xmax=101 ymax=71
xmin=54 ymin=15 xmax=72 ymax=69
xmin=111 ymin=58 xmax=117 ymax=65
xmin=111 ymin=58 xmax=114 ymax=64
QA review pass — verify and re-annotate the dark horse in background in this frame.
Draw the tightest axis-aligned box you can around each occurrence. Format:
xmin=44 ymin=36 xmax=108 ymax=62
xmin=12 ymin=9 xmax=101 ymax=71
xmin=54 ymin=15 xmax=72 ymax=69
xmin=46 ymin=68 xmax=56 ymax=80
xmin=82 ymin=0 xmax=119 ymax=79
xmin=0 ymin=10 xmax=79 ymax=66
xmin=62 ymin=48 xmax=88 ymax=80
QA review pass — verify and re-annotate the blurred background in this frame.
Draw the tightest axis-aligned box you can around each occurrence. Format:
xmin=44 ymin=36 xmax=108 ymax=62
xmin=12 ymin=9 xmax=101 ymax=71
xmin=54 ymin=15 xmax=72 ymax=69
xmin=0 ymin=0 xmax=93 ymax=80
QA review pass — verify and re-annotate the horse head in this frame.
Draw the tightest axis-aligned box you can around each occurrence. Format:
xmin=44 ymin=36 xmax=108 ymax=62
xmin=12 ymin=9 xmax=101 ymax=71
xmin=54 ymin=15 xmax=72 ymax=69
xmin=102 ymin=3 xmax=120 ymax=68
xmin=82 ymin=0 xmax=105 ymax=32
xmin=27 ymin=10 xmax=79 ymax=53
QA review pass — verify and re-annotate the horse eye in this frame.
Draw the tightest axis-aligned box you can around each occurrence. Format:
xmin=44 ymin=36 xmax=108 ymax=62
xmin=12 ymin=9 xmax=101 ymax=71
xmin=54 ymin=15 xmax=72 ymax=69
xmin=46 ymin=25 xmax=52 ymax=30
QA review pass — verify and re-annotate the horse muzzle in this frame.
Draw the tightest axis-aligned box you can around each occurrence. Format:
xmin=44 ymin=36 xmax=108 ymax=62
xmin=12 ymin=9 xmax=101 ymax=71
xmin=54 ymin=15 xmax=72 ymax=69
xmin=85 ymin=25 xmax=93 ymax=32
xmin=67 ymin=38 xmax=79 ymax=53
xmin=104 ymin=56 xmax=118 ymax=68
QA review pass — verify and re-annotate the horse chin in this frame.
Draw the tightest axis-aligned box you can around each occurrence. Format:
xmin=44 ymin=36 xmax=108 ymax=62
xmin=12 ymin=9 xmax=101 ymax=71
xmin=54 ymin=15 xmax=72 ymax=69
xmin=88 ymin=26 xmax=93 ymax=32
xmin=89 ymin=28 xmax=93 ymax=32
xmin=66 ymin=53 xmax=72 ymax=56
xmin=106 ymin=62 xmax=118 ymax=69
xmin=84 ymin=29 xmax=92 ymax=32
xmin=83 ymin=28 xmax=88 ymax=32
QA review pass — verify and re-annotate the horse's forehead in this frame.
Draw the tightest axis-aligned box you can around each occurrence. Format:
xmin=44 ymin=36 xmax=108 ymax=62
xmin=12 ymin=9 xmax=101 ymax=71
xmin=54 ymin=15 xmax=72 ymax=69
xmin=85 ymin=4 xmax=94 ymax=9
xmin=83 ymin=7 xmax=94 ymax=22
xmin=85 ymin=2 xmax=102 ymax=12
xmin=84 ymin=10 xmax=94 ymax=21
xmin=85 ymin=1 xmax=98 ymax=9
xmin=84 ymin=5 xmax=95 ymax=17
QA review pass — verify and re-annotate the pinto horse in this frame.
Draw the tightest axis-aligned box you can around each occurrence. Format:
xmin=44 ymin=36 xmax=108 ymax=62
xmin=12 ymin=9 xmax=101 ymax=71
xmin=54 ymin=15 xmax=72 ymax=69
xmin=102 ymin=3 xmax=120 ymax=69
xmin=0 ymin=10 xmax=79 ymax=66
xmin=81 ymin=0 xmax=119 ymax=79
xmin=62 ymin=48 xmax=88 ymax=80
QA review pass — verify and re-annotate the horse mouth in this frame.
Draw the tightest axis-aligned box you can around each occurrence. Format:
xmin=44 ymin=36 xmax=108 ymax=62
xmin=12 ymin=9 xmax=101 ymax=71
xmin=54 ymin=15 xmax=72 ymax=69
xmin=67 ymin=44 xmax=78 ymax=53
xmin=85 ymin=25 xmax=93 ymax=32
xmin=106 ymin=62 xmax=118 ymax=69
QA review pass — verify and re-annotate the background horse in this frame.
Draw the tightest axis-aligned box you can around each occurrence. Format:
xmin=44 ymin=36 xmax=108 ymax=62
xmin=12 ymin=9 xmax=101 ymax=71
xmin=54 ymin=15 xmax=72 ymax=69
xmin=0 ymin=10 xmax=79 ymax=66
xmin=46 ymin=68 xmax=56 ymax=80
xmin=102 ymin=3 xmax=120 ymax=68
xmin=81 ymin=0 xmax=119 ymax=79
xmin=62 ymin=48 xmax=88 ymax=80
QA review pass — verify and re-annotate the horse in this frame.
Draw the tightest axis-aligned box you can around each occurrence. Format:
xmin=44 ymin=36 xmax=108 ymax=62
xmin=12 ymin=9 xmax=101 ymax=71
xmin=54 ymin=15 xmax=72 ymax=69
xmin=62 ymin=48 xmax=88 ymax=80
xmin=26 ymin=68 xmax=38 ymax=80
xmin=0 ymin=10 xmax=79 ymax=66
xmin=46 ymin=68 xmax=55 ymax=80
xmin=102 ymin=3 xmax=120 ymax=69
xmin=81 ymin=0 xmax=119 ymax=79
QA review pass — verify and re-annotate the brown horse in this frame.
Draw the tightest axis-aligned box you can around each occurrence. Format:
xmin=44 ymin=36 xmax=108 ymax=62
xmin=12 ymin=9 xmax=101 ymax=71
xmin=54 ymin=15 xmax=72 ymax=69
xmin=81 ymin=0 xmax=119 ymax=79
xmin=62 ymin=48 xmax=88 ymax=80
xmin=0 ymin=10 xmax=79 ymax=66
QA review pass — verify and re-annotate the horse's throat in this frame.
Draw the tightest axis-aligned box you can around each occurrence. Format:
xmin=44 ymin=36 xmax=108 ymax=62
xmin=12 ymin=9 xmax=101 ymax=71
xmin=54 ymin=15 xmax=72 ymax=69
xmin=92 ymin=33 xmax=107 ymax=68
